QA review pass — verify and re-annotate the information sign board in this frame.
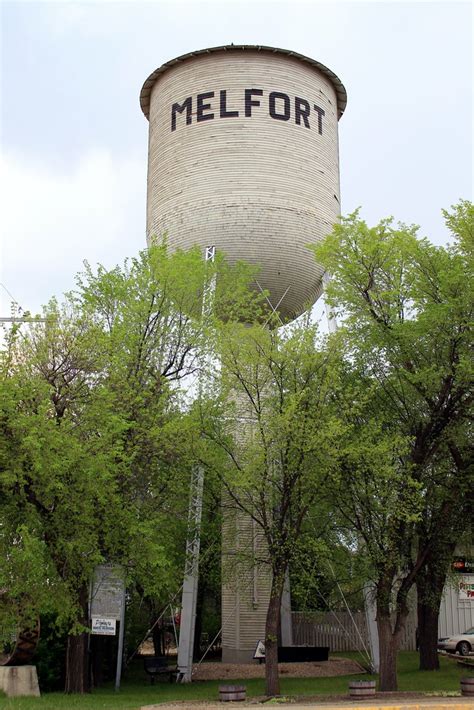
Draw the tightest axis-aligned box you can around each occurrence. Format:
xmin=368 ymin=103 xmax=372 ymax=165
xmin=91 ymin=617 xmax=116 ymax=635
xmin=458 ymin=575 xmax=474 ymax=601
xmin=452 ymin=558 xmax=474 ymax=574
xmin=90 ymin=565 xmax=125 ymax=620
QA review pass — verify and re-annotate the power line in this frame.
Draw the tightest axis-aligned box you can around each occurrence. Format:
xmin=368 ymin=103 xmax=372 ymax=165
xmin=0 ymin=283 xmax=50 ymax=323
xmin=0 ymin=282 xmax=22 ymax=310
xmin=0 ymin=317 xmax=49 ymax=323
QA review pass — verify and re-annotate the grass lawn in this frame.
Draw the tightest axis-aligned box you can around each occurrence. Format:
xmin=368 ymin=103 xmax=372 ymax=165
xmin=1 ymin=652 xmax=471 ymax=710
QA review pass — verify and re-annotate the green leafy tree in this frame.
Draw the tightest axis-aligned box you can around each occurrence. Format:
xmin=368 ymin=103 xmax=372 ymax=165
xmin=1 ymin=244 xmax=269 ymax=692
xmin=1 ymin=311 xmax=125 ymax=691
xmin=0 ymin=247 xmax=211 ymax=692
xmin=199 ymin=318 xmax=344 ymax=696
xmin=415 ymin=200 xmax=473 ymax=669
xmin=313 ymin=201 xmax=473 ymax=689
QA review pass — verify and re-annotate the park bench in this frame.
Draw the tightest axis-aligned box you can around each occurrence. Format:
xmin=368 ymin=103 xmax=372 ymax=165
xmin=143 ymin=656 xmax=177 ymax=683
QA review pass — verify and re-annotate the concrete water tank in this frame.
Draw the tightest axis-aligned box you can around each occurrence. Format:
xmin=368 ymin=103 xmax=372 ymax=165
xmin=140 ymin=45 xmax=346 ymax=665
xmin=140 ymin=45 xmax=346 ymax=322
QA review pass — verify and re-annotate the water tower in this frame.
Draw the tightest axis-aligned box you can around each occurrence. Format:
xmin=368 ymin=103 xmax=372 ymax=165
xmin=140 ymin=44 xmax=346 ymax=664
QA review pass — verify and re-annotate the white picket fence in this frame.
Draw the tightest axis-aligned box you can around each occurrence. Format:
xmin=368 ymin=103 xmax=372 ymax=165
xmin=291 ymin=610 xmax=416 ymax=652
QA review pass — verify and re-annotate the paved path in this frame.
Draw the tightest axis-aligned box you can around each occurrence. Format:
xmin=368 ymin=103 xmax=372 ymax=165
xmin=142 ymin=700 xmax=474 ymax=710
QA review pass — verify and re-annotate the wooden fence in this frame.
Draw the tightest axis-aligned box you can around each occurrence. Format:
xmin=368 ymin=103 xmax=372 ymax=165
xmin=291 ymin=610 xmax=416 ymax=652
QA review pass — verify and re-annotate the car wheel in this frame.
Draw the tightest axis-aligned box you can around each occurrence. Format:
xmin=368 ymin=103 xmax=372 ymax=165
xmin=457 ymin=641 xmax=471 ymax=656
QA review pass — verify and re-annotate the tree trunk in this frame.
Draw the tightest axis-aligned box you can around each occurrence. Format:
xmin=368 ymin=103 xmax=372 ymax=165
xmin=65 ymin=585 xmax=90 ymax=694
xmin=65 ymin=631 xmax=90 ymax=693
xmin=265 ymin=573 xmax=284 ymax=697
xmin=90 ymin=635 xmax=104 ymax=688
xmin=376 ymin=613 xmax=398 ymax=691
xmin=416 ymin=541 xmax=455 ymax=671
xmin=417 ymin=594 xmax=441 ymax=671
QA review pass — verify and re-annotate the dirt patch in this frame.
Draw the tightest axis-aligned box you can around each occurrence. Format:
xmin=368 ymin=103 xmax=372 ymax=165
xmin=192 ymin=656 xmax=366 ymax=680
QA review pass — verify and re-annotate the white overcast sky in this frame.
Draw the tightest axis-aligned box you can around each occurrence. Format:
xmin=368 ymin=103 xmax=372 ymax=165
xmin=1 ymin=0 xmax=472 ymax=318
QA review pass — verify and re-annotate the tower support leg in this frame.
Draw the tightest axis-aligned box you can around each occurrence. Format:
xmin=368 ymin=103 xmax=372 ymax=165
xmin=177 ymin=466 xmax=204 ymax=682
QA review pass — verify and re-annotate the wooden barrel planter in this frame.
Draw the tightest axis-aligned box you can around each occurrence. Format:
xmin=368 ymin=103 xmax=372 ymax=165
xmin=461 ymin=677 xmax=474 ymax=697
xmin=349 ymin=680 xmax=376 ymax=699
xmin=219 ymin=684 xmax=246 ymax=702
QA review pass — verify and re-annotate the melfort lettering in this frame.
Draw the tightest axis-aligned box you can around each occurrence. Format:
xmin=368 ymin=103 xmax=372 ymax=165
xmin=171 ymin=97 xmax=192 ymax=131
xmin=171 ymin=89 xmax=325 ymax=133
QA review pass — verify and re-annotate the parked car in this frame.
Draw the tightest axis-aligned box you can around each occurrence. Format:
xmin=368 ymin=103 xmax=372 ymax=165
xmin=438 ymin=627 xmax=474 ymax=656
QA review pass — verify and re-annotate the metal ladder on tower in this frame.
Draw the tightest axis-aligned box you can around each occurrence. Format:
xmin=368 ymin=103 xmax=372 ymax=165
xmin=176 ymin=245 xmax=215 ymax=683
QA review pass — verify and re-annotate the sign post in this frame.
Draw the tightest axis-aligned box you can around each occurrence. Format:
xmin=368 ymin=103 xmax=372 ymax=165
xmin=114 ymin=585 xmax=126 ymax=692
xmin=89 ymin=565 xmax=126 ymax=691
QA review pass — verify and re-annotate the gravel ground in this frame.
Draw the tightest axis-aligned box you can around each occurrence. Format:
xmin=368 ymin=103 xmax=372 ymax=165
xmin=142 ymin=700 xmax=474 ymax=709
xmin=192 ymin=656 xmax=366 ymax=680
xmin=142 ymin=691 xmax=471 ymax=709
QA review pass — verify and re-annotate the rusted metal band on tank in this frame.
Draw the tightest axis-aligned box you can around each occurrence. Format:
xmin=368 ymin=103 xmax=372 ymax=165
xmin=140 ymin=44 xmax=347 ymax=120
